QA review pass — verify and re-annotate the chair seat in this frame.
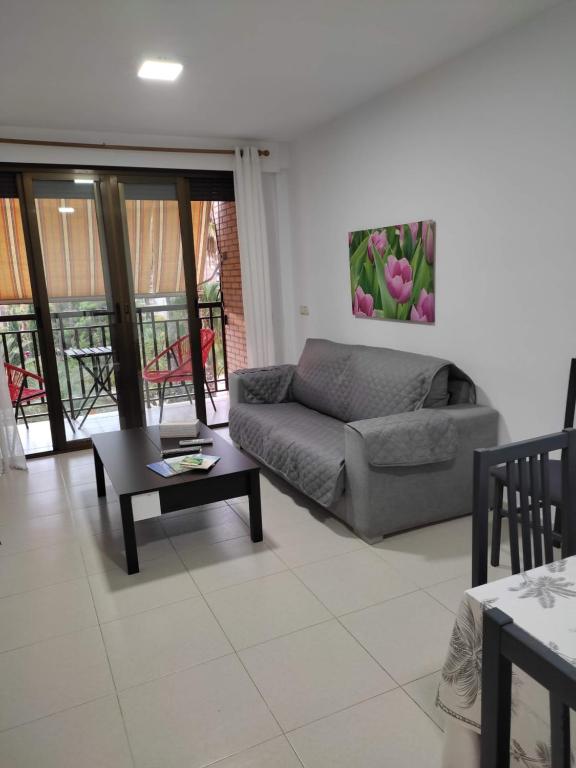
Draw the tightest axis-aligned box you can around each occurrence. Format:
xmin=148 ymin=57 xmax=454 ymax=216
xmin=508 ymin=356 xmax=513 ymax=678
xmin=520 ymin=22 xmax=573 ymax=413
xmin=490 ymin=459 xmax=562 ymax=506
xmin=142 ymin=370 xmax=193 ymax=384
xmin=15 ymin=387 xmax=46 ymax=404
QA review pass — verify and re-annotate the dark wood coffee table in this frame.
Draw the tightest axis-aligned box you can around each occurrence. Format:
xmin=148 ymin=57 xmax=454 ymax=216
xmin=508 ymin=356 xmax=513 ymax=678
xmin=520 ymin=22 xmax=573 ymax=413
xmin=91 ymin=424 xmax=262 ymax=574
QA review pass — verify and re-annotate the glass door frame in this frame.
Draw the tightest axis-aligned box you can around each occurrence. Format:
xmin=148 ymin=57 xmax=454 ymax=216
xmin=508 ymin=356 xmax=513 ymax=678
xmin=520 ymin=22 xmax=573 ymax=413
xmin=20 ymin=169 xmax=140 ymax=451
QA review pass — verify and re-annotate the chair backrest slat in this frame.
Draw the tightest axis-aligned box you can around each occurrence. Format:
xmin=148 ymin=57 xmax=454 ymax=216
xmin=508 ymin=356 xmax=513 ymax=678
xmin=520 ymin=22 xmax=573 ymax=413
xmin=529 ymin=455 xmax=544 ymax=567
xmin=517 ymin=457 xmax=533 ymax=571
xmin=540 ymin=452 xmax=555 ymax=563
xmin=505 ymin=460 xmax=521 ymax=573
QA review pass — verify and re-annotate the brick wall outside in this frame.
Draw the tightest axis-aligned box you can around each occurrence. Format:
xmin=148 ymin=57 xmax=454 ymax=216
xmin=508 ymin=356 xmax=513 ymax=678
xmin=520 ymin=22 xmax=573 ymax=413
xmin=215 ymin=201 xmax=248 ymax=373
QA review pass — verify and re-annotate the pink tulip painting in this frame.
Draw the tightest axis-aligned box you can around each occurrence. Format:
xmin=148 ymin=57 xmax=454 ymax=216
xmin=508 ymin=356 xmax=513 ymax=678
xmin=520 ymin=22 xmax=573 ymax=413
xmin=384 ymin=255 xmax=413 ymax=304
xmin=348 ymin=219 xmax=435 ymax=323
xmin=410 ymin=289 xmax=435 ymax=323
xmin=353 ymin=286 xmax=375 ymax=317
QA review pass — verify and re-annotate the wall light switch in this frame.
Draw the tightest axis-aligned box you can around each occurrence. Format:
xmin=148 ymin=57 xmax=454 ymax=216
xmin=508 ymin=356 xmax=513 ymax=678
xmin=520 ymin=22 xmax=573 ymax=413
xmin=299 ymin=305 xmax=309 ymax=316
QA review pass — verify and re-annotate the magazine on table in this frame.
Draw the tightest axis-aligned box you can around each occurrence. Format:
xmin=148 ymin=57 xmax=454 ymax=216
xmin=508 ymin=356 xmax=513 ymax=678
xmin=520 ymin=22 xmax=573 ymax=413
xmin=147 ymin=453 xmax=220 ymax=477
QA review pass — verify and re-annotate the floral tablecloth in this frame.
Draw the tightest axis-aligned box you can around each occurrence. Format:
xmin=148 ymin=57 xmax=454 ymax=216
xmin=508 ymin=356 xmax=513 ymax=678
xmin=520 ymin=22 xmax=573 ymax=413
xmin=437 ymin=556 xmax=576 ymax=767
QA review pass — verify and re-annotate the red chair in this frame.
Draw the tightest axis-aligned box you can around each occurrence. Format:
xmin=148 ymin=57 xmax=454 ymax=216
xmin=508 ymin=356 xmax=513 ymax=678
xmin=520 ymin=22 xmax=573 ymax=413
xmin=4 ymin=362 xmax=46 ymax=429
xmin=142 ymin=328 xmax=216 ymax=421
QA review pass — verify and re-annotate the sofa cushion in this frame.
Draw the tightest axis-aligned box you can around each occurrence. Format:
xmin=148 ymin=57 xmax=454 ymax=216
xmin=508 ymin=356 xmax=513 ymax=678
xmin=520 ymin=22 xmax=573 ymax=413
xmin=292 ymin=338 xmax=454 ymax=422
xmin=229 ymin=402 xmax=345 ymax=508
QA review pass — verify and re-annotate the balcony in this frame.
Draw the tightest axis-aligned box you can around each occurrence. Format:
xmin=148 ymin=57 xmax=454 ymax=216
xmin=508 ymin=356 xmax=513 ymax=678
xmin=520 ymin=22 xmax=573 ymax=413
xmin=1 ymin=299 xmax=230 ymax=454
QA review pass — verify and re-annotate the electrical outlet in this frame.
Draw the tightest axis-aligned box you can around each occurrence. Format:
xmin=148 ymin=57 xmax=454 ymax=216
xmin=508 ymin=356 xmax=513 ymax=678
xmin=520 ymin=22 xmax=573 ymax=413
xmin=299 ymin=305 xmax=309 ymax=316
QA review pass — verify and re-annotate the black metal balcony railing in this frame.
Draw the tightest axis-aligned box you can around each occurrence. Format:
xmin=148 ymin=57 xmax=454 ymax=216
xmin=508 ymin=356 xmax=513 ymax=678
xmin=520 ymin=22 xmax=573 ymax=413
xmin=0 ymin=301 xmax=228 ymax=423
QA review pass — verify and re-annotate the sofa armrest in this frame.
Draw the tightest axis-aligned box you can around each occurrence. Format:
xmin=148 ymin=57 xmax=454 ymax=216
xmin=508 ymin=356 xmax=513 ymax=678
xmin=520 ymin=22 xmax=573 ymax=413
xmin=347 ymin=409 xmax=459 ymax=467
xmin=229 ymin=365 xmax=296 ymax=406
xmin=343 ymin=405 xmax=499 ymax=540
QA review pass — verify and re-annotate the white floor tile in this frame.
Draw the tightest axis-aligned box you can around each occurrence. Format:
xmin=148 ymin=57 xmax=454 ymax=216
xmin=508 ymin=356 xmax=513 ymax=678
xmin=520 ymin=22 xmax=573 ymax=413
xmin=0 ymin=695 xmax=133 ymax=768
xmin=239 ymin=620 xmax=396 ymax=731
xmin=79 ymin=520 xmax=173 ymax=575
xmin=0 ymin=488 xmax=70 ymax=524
xmin=67 ymin=482 xmax=118 ymax=511
xmin=425 ymin=575 xmax=471 ymax=613
xmin=209 ymin=736 xmax=303 ymax=767
xmin=265 ymin=516 xmax=366 ymax=569
xmin=374 ymin=517 xmax=472 ymax=587
xmin=102 ymin=597 xmax=233 ymax=690
xmin=206 ymin=571 xmax=331 ymax=650
xmin=403 ymin=670 xmax=445 ymax=730
xmin=164 ymin=504 xmax=248 ymax=552
xmin=89 ymin=552 xmax=199 ymax=623
xmin=341 ymin=590 xmax=455 ymax=685
xmin=288 ymin=688 xmax=443 ymax=768
xmin=120 ymin=654 xmax=281 ymax=768
xmin=295 ymin=548 xmax=419 ymax=615
xmin=0 ymin=578 xmax=97 ymax=652
xmin=0 ymin=627 xmax=114 ymax=731
xmin=180 ymin=536 xmax=287 ymax=593
xmin=72 ymin=500 xmax=123 ymax=537
xmin=1 ymin=469 xmax=65 ymax=495
xmin=0 ymin=541 xmax=85 ymax=598
xmin=0 ymin=512 xmax=76 ymax=556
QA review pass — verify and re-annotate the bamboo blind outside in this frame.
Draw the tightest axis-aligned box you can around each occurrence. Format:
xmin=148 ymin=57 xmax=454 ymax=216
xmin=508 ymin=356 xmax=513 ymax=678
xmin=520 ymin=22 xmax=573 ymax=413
xmin=0 ymin=198 xmax=210 ymax=301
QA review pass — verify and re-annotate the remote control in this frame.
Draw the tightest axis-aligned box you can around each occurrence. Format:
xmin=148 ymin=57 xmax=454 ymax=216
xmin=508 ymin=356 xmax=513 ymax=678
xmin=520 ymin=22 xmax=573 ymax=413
xmin=161 ymin=446 xmax=201 ymax=457
xmin=178 ymin=438 xmax=213 ymax=446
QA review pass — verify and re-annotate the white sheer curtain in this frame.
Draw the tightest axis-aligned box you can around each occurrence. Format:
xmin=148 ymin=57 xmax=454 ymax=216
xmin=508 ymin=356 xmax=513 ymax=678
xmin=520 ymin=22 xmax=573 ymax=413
xmin=234 ymin=147 xmax=275 ymax=367
xmin=0 ymin=349 xmax=27 ymax=473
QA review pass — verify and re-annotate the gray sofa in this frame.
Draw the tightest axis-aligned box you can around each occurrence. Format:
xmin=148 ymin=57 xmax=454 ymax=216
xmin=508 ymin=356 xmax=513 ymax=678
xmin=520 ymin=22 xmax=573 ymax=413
xmin=229 ymin=338 xmax=498 ymax=541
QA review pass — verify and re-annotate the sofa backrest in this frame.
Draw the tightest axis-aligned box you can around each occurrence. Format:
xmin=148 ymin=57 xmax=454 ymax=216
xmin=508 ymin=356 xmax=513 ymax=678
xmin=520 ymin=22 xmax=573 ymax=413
xmin=291 ymin=338 xmax=474 ymax=423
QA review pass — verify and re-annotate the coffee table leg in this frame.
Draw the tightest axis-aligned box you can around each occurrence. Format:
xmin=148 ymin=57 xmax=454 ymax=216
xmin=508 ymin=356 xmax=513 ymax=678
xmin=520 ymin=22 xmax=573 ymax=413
xmin=93 ymin=446 xmax=106 ymax=498
xmin=120 ymin=495 xmax=139 ymax=574
xmin=248 ymin=469 xmax=263 ymax=542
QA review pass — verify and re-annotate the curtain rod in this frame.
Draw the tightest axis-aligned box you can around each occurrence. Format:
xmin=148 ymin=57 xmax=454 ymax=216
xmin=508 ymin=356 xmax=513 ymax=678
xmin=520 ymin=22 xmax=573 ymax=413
xmin=0 ymin=137 xmax=270 ymax=157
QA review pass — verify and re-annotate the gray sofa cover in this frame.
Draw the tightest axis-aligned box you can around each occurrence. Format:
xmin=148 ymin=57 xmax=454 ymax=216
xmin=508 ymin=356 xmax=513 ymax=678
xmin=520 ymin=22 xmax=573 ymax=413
xmin=229 ymin=338 xmax=498 ymax=540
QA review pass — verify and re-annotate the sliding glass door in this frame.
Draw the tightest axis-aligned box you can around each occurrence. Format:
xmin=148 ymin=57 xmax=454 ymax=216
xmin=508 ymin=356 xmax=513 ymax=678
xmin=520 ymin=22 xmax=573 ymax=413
xmin=1 ymin=165 xmax=241 ymax=454
xmin=24 ymin=175 xmax=123 ymax=448
xmin=118 ymin=179 xmax=207 ymax=427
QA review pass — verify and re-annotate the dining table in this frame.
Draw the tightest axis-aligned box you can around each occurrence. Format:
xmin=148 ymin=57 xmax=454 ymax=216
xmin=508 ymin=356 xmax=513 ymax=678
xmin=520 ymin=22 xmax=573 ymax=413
xmin=437 ymin=554 xmax=576 ymax=768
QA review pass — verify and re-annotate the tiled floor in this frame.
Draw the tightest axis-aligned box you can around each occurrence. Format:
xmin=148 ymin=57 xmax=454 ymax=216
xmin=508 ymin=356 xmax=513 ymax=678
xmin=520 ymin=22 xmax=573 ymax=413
xmin=0 ymin=439 xmax=512 ymax=767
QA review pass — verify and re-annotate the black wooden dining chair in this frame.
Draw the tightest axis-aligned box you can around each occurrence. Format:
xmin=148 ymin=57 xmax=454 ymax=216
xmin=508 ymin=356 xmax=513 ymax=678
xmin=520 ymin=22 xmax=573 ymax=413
xmin=481 ymin=607 xmax=576 ymax=768
xmin=472 ymin=429 xmax=576 ymax=587
xmin=490 ymin=359 xmax=576 ymax=569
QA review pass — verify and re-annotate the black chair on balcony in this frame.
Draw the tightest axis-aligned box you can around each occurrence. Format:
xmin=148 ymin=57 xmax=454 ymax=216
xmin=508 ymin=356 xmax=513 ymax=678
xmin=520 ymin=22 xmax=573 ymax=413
xmin=490 ymin=359 xmax=576 ymax=570
xmin=472 ymin=428 xmax=576 ymax=587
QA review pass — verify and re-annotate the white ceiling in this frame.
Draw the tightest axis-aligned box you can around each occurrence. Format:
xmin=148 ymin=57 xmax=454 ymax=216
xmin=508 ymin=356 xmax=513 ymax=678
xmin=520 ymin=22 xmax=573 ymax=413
xmin=0 ymin=0 xmax=566 ymax=142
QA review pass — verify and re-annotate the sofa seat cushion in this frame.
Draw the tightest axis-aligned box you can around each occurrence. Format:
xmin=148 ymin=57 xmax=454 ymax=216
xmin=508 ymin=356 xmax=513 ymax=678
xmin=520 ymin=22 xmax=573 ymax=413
xmin=229 ymin=402 xmax=345 ymax=509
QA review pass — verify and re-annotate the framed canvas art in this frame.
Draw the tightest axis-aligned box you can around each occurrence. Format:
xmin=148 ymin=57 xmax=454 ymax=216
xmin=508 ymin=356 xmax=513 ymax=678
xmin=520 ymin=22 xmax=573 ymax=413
xmin=349 ymin=220 xmax=435 ymax=323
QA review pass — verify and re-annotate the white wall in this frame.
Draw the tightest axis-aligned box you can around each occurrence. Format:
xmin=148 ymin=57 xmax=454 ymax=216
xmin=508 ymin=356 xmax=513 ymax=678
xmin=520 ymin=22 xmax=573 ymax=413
xmin=284 ymin=0 xmax=576 ymax=441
